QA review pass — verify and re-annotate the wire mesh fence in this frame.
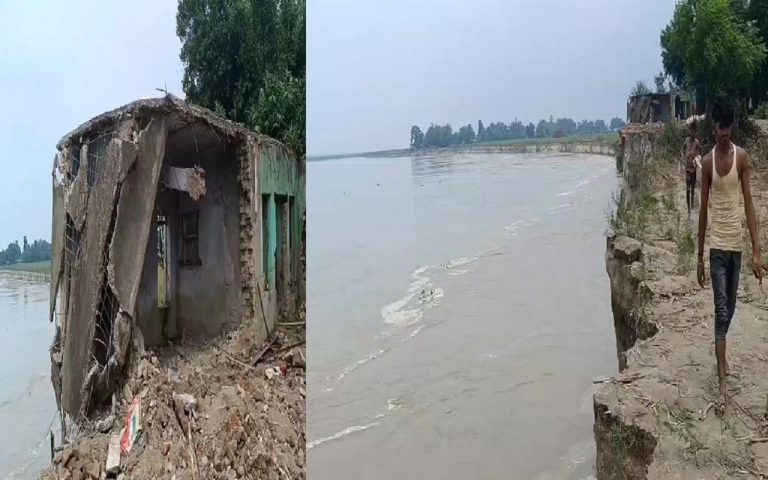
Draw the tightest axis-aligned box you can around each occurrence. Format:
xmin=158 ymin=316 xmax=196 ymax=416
xmin=59 ymin=131 xmax=120 ymax=368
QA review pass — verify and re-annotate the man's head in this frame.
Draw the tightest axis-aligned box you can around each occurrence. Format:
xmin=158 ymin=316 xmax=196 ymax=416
xmin=711 ymin=97 xmax=734 ymax=146
xmin=689 ymin=119 xmax=697 ymax=137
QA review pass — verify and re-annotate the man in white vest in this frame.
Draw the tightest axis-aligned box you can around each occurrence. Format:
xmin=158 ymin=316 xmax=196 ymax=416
xmin=697 ymin=97 xmax=762 ymax=411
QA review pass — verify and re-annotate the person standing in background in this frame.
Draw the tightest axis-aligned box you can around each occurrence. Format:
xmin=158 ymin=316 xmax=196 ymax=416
xmin=682 ymin=118 xmax=701 ymax=218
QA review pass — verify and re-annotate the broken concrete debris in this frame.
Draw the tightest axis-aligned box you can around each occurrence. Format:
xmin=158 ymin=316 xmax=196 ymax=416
xmin=96 ymin=415 xmax=115 ymax=433
xmin=106 ymin=433 xmax=121 ymax=475
xmin=173 ymin=392 xmax=198 ymax=416
xmin=265 ymin=366 xmax=282 ymax=380
xmin=287 ymin=347 xmax=306 ymax=368
xmin=164 ymin=165 xmax=207 ymax=201
xmin=187 ymin=165 xmax=207 ymax=200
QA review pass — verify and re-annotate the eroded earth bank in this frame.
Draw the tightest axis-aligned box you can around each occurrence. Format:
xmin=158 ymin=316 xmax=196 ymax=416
xmin=595 ymin=123 xmax=768 ymax=479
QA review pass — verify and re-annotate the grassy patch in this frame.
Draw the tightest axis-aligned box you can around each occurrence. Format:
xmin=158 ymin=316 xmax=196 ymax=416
xmin=0 ymin=260 xmax=51 ymax=274
xmin=665 ymin=406 xmax=705 ymax=461
xmin=608 ymin=185 xmax=656 ymax=241
xmin=658 ymin=122 xmax=688 ymax=163
xmin=661 ymin=191 xmax=676 ymax=214
xmin=610 ymin=424 xmax=629 ymax=476
xmin=657 ymin=188 xmax=697 ymax=273
xmin=676 ymin=224 xmax=696 ymax=272
xmin=478 ymin=132 xmax=618 ymax=147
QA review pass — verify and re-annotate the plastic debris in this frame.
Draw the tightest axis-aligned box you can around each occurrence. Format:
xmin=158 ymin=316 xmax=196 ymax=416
xmin=120 ymin=396 xmax=142 ymax=454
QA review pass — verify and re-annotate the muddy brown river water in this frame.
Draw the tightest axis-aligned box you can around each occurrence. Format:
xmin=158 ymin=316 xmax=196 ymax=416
xmin=0 ymin=276 xmax=58 ymax=479
xmin=307 ymin=152 xmax=619 ymax=479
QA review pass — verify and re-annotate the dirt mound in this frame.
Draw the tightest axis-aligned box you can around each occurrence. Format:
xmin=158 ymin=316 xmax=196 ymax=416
xmin=41 ymin=319 xmax=305 ymax=480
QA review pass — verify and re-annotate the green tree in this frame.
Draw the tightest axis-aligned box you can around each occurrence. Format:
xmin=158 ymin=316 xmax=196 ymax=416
xmin=631 ymin=81 xmax=652 ymax=96
xmin=661 ymin=0 xmax=767 ymax=112
xmin=595 ymin=119 xmax=607 ymax=132
xmin=248 ymin=71 xmax=305 ymax=156
xmin=4 ymin=241 xmax=21 ymax=265
xmin=410 ymin=125 xmax=424 ymax=148
xmin=654 ymin=72 xmax=666 ymax=93
xmin=460 ymin=124 xmax=476 ymax=144
xmin=610 ymin=117 xmax=626 ymax=130
xmin=177 ymin=0 xmax=305 ymax=154
xmin=477 ymin=120 xmax=486 ymax=142
xmin=536 ymin=119 xmax=550 ymax=138
xmin=424 ymin=124 xmax=454 ymax=148
xmin=748 ymin=0 xmax=768 ymax=105
xmin=26 ymin=239 xmax=52 ymax=262
xmin=525 ymin=122 xmax=535 ymax=138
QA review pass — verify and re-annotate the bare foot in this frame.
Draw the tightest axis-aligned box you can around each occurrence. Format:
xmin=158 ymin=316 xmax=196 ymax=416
xmin=718 ymin=377 xmax=729 ymax=415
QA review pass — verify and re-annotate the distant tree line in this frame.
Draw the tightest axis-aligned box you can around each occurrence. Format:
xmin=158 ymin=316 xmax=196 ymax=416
xmin=410 ymin=116 xmax=626 ymax=148
xmin=0 ymin=236 xmax=52 ymax=266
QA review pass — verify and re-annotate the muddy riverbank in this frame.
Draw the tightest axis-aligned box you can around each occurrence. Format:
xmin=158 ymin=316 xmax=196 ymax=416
xmin=595 ymin=123 xmax=768 ymax=478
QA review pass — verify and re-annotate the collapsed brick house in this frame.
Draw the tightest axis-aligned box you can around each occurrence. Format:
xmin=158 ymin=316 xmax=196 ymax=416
xmin=49 ymin=95 xmax=305 ymax=421
xmin=627 ymin=91 xmax=696 ymax=124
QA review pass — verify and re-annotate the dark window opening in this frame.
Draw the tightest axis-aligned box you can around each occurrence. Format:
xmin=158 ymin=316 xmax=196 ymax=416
xmin=180 ymin=210 xmax=201 ymax=267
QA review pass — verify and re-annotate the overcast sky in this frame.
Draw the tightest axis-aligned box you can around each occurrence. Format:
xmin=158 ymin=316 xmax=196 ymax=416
xmin=308 ymin=0 xmax=676 ymax=156
xmin=0 ymin=0 xmax=183 ymax=248
xmin=0 ymin=1 xmax=677 ymax=247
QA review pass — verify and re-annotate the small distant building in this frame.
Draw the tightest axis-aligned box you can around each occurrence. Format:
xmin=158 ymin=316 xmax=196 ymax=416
xmin=627 ymin=91 xmax=696 ymax=124
xmin=49 ymin=95 xmax=305 ymax=419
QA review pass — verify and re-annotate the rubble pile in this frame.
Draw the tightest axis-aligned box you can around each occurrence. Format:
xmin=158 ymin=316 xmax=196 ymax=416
xmin=42 ymin=319 xmax=306 ymax=480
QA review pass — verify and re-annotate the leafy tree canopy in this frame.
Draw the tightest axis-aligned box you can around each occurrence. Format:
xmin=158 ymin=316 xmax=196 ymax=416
xmin=177 ymin=0 xmax=305 ymax=155
xmin=661 ymin=0 xmax=766 ymax=110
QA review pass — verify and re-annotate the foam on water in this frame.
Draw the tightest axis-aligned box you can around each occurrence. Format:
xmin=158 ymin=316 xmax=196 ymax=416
xmin=309 ymin=396 xmax=403 ymax=450
xmin=335 ymin=348 xmax=387 ymax=383
xmin=381 ymin=252 xmax=477 ymax=329
xmin=307 ymin=415 xmax=385 ymax=450
xmin=504 ymin=217 xmax=538 ymax=235
xmin=548 ymin=202 xmax=575 ymax=214
xmin=328 ymin=252 xmax=483 ymax=392
xmin=381 ymin=266 xmax=437 ymax=328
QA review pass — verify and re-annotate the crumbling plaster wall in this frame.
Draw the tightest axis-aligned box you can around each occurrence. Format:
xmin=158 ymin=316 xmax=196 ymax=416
xmin=239 ymin=139 xmax=267 ymax=340
xmin=134 ymin=135 xmax=244 ymax=345
xmin=176 ymin=146 xmax=242 ymax=338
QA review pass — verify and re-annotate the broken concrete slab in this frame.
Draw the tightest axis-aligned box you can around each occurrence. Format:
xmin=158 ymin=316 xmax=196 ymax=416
xmin=64 ymin=143 xmax=90 ymax=231
xmin=108 ymin=118 xmax=167 ymax=316
xmin=60 ymin=138 xmax=125 ymax=417
xmin=105 ymin=433 xmax=121 ymax=475
xmin=50 ymin=181 xmax=66 ymax=323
